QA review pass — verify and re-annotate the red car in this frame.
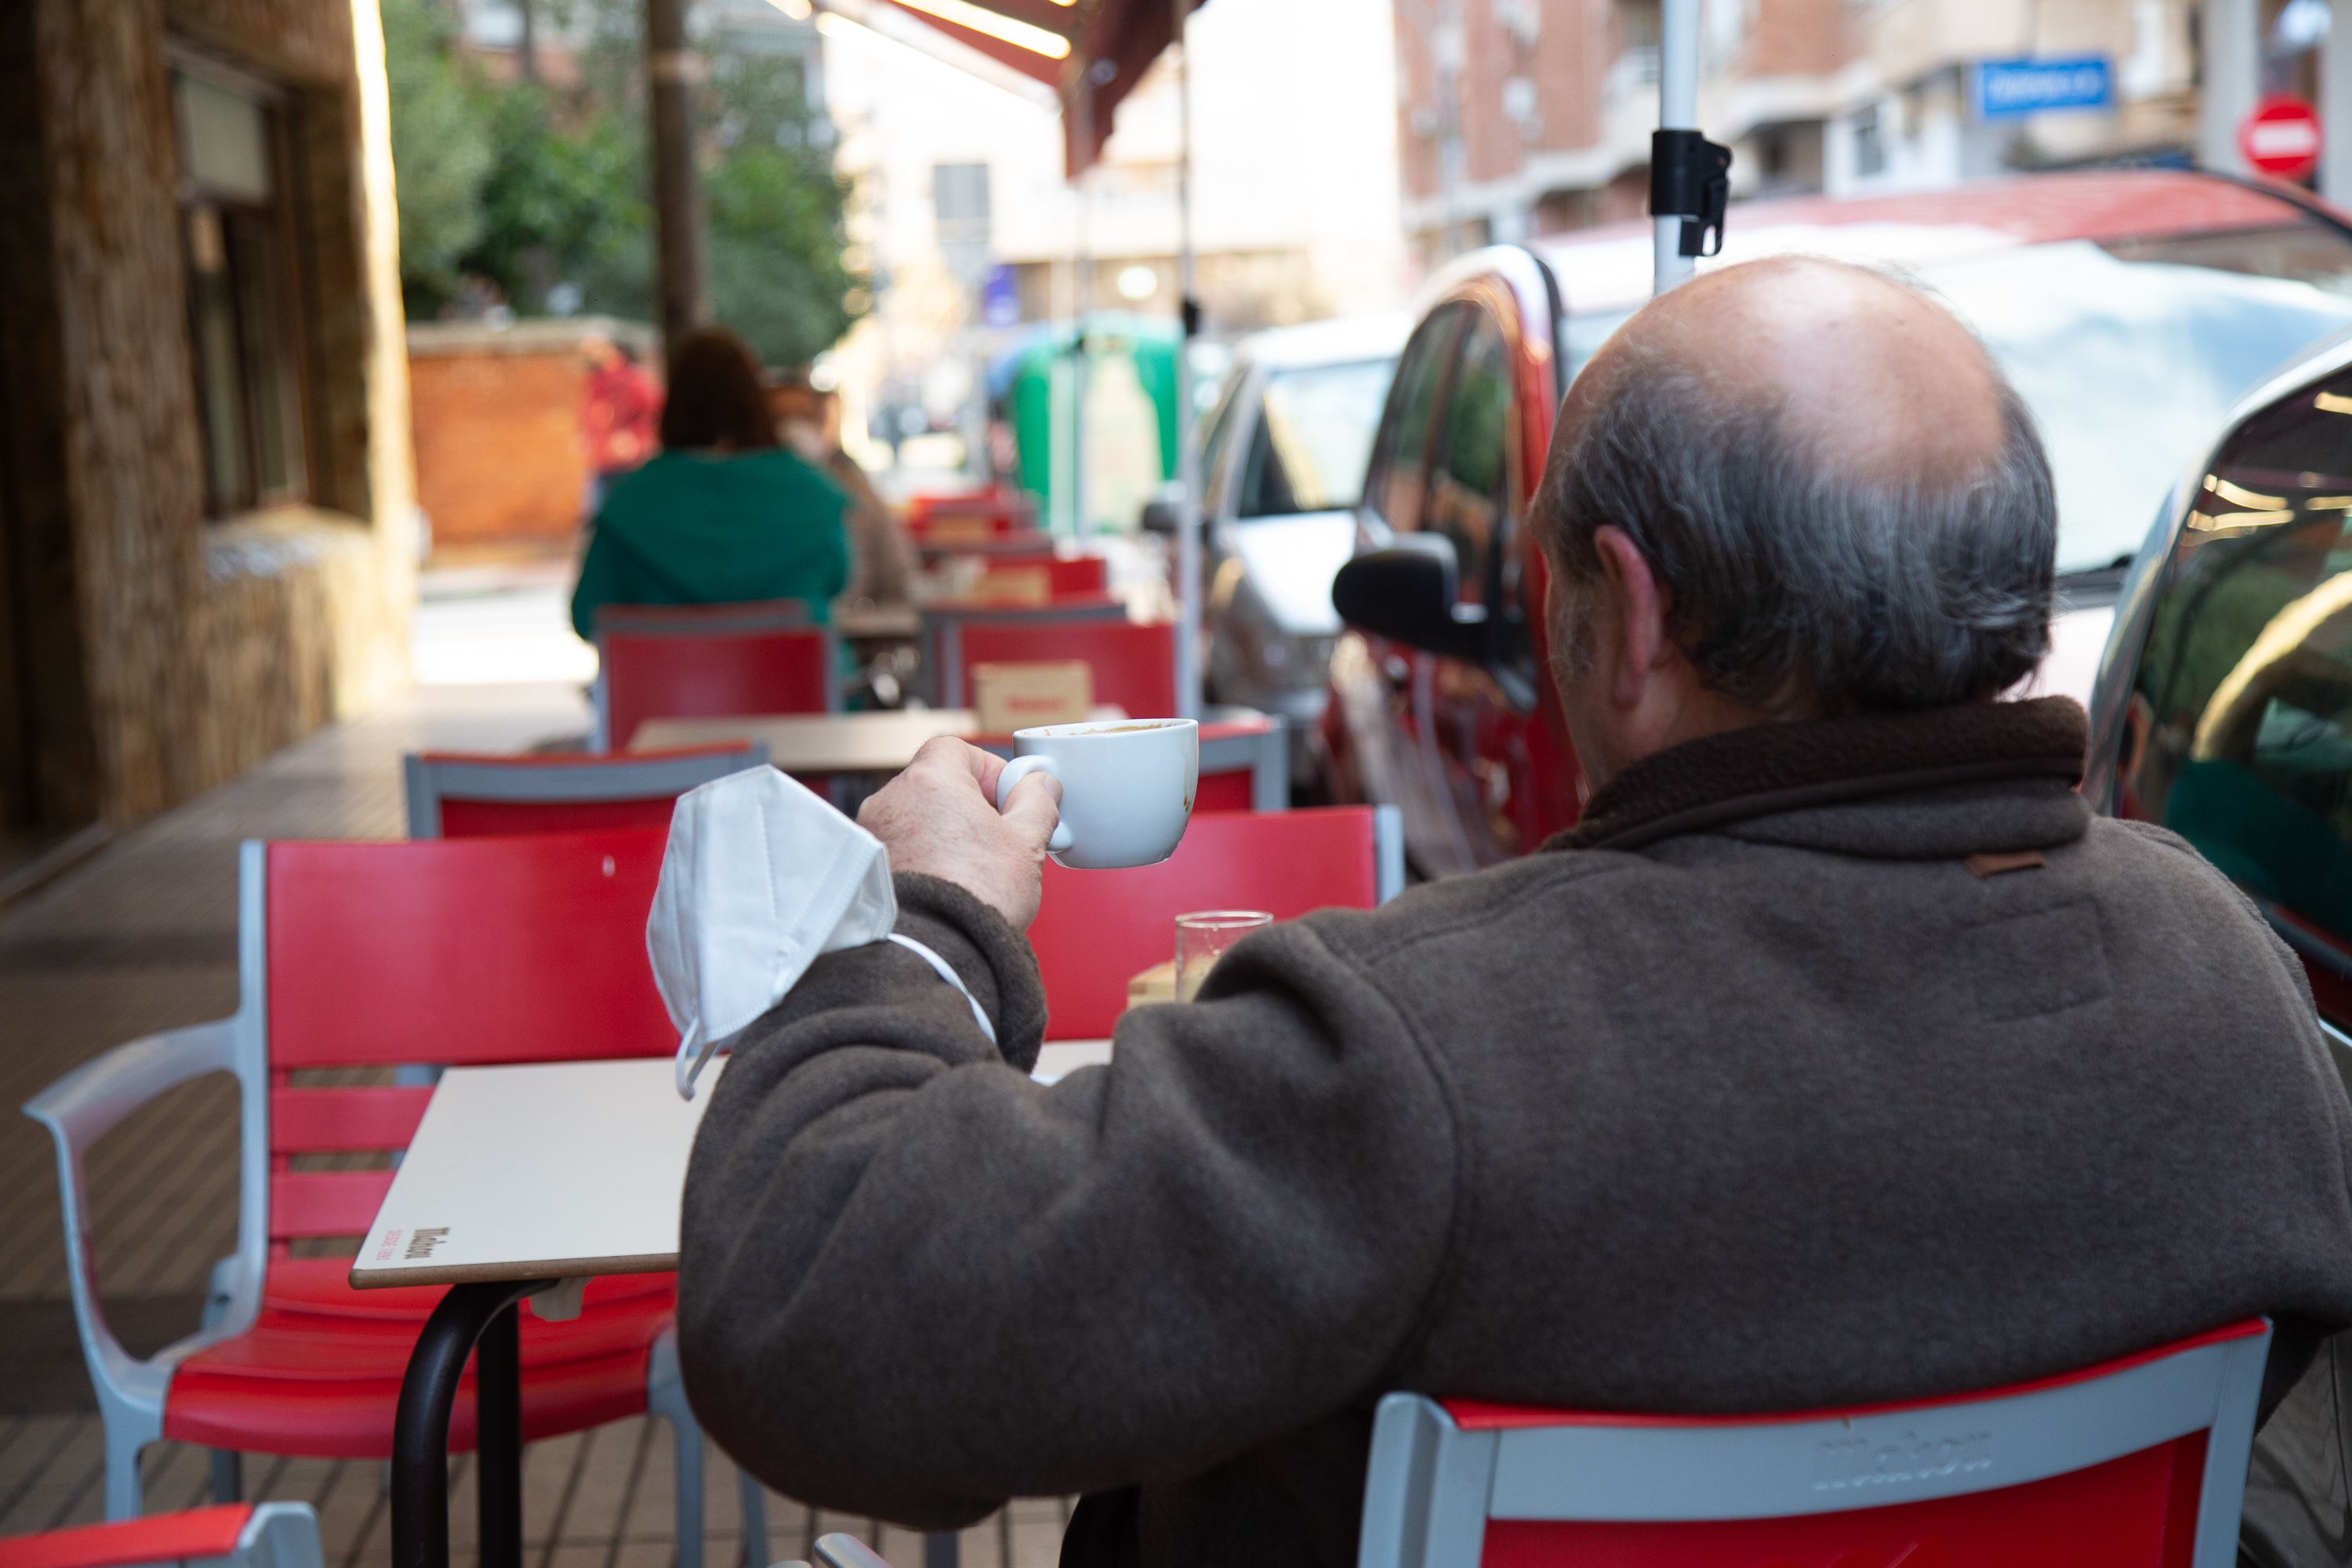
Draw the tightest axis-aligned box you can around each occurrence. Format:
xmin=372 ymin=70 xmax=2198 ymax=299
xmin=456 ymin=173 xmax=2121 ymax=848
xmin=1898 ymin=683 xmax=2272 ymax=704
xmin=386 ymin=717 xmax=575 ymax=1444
xmin=1324 ymin=170 xmax=2352 ymax=878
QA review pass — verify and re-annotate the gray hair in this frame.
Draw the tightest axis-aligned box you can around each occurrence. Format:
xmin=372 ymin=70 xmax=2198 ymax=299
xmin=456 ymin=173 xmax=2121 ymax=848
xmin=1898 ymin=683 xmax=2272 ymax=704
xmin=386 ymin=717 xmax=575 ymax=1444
xmin=1533 ymin=328 xmax=2056 ymax=716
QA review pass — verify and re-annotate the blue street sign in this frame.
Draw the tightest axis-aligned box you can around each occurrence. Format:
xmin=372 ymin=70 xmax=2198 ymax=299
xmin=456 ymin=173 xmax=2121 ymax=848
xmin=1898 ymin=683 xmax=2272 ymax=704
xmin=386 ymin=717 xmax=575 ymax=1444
xmin=1976 ymin=56 xmax=2114 ymax=119
xmin=981 ymin=263 xmax=1021 ymax=328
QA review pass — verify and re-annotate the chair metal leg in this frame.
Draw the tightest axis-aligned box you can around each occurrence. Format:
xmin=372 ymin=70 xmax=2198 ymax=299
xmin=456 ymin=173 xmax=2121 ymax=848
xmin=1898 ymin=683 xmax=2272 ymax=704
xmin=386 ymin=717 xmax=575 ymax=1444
xmin=211 ymin=1449 xmax=242 ymax=1504
xmin=738 ymin=1469 xmax=771 ymax=1568
xmin=670 ymin=1407 xmax=706 ymax=1568
xmin=101 ymin=1425 xmax=147 ymax=1522
xmin=923 ymin=1532 xmax=960 ymax=1568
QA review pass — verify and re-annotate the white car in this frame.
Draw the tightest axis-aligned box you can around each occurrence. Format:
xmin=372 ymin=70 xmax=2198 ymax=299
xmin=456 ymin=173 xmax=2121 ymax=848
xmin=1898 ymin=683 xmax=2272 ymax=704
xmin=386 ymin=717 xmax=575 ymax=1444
xmin=1181 ymin=313 xmax=1410 ymax=785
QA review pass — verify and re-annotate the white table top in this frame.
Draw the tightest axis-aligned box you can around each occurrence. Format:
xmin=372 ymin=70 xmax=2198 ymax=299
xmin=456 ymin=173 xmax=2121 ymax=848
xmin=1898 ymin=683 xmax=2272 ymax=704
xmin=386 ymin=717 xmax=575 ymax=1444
xmin=351 ymin=1044 xmax=1120 ymax=1288
xmin=350 ymin=1058 xmax=722 ymax=1290
xmin=628 ymin=706 xmax=1126 ymax=773
xmin=1033 ymin=1039 xmax=1113 ymax=1084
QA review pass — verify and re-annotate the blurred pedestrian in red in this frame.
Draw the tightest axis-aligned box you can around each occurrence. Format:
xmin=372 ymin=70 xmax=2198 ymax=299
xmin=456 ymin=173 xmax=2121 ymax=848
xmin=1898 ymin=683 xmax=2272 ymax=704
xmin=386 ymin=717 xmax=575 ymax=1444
xmin=580 ymin=332 xmax=662 ymax=517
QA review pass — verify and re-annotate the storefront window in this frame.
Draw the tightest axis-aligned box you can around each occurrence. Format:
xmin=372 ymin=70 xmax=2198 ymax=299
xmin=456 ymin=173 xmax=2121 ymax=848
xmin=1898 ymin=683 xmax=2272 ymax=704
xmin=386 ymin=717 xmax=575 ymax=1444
xmin=173 ymin=65 xmax=307 ymax=515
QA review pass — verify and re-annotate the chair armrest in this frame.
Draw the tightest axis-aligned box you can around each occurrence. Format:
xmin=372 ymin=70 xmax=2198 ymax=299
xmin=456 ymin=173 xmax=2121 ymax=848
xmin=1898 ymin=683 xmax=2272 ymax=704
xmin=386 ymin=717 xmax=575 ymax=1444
xmin=25 ymin=1018 xmax=238 ymax=1149
xmin=813 ymin=1536 xmax=896 ymax=1568
xmin=21 ymin=1019 xmax=241 ymax=1413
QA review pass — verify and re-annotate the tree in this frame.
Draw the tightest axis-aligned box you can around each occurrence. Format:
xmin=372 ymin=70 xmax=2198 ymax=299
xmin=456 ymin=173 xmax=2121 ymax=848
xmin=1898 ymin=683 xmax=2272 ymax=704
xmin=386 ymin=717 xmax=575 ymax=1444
xmin=465 ymin=87 xmax=644 ymax=315
xmin=699 ymin=51 xmax=862 ymax=367
xmin=707 ymin=143 xmax=861 ymax=368
xmin=380 ymin=0 xmax=866 ymax=363
xmin=382 ymin=0 xmax=492 ymax=314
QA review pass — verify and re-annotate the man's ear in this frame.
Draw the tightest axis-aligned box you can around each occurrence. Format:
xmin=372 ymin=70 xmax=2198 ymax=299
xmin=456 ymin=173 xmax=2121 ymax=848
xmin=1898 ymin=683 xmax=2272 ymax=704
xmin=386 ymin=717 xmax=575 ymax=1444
xmin=1591 ymin=526 xmax=1668 ymax=706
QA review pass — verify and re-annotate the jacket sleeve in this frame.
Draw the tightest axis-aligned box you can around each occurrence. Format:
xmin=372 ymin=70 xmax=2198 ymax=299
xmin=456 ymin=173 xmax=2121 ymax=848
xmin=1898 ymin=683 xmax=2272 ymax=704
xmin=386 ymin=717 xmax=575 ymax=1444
xmin=676 ymin=873 xmax=1457 ymax=1529
xmin=569 ymin=528 xmax=622 ymax=643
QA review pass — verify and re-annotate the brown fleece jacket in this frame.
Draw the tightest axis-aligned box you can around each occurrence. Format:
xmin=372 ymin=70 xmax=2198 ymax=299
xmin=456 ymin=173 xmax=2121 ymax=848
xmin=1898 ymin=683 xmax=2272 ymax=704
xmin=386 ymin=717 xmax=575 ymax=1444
xmin=677 ymin=697 xmax=2352 ymax=1567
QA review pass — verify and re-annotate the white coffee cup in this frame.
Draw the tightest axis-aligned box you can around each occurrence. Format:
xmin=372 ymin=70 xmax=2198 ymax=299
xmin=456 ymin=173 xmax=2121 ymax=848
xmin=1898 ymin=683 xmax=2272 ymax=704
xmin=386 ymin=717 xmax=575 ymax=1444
xmin=993 ymin=718 xmax=1199 ymax=869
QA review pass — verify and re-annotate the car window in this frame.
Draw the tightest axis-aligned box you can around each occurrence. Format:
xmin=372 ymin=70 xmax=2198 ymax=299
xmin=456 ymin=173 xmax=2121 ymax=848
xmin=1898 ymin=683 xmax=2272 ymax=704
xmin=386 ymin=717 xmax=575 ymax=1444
xmin=1368 ymin=304 xmax=1463 ymax=536
xmin=1196 ymin=368 xmax=1247 ymax=513
xmin=1424 ymin=308 xmax=1513 ymax=608
xmin=1552 ymin=222 xmax=2352 ymax=579
xmin=2121 ymin=361 xmax=2352 ymax=971
xmin=1236 ymin=358 xmax=1396 ymax=518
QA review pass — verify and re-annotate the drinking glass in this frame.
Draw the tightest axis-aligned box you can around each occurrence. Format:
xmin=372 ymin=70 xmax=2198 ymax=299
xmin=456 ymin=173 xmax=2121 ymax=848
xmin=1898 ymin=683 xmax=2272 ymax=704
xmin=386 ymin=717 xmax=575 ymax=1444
xmin=1174 ymin=910 xmax=1274 ymax=1002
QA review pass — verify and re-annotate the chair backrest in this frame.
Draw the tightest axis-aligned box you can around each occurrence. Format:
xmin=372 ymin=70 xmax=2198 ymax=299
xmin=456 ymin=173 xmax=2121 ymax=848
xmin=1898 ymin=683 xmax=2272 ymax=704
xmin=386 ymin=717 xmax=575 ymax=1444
xmin=1197 ymin=716 xmax=1288 ymax=813
xmin=978 ymin=553 xmax=1110 ymax=599
xmin=921 ymin=597 xmax=1131 ymax=708
xmin=594 ymin=598 xmax=812 ymax=635
xmin=597 ymin=622 xmax=840 ymax=750
xmin=956 ymin=619 xmax=1177 ymax=718
xmin=1358 ymin=1319 xmax=2274 ymax=1568
xmin=241 ymin=833 xmax=673 ymax=1248
xmin=404 ymin=744 xmax=768 ymax=837
xmin=1028 ymin=805 xmax=1403 ymax=1037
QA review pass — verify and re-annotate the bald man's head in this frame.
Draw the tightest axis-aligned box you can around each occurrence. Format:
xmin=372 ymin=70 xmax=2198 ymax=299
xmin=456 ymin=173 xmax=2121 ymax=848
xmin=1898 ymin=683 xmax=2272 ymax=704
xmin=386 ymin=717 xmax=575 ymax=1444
xmin=1536 ymin=256 xmax=2056 ymax=716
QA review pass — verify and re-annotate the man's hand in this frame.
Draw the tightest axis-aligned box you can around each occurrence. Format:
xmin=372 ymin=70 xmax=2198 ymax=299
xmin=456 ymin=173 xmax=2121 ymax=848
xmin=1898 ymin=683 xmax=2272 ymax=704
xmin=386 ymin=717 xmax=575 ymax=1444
xmin=858 ymin=738 xmax=1064 ymax=928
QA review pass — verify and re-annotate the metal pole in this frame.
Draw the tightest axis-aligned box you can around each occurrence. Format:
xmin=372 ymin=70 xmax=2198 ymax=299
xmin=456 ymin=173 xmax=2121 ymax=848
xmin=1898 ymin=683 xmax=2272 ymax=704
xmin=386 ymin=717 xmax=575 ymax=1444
xmin=648 ymin=0 xmax=707 ymax=345
xmin=2325 ymin=0 xmax=2352 ymax=198
xmin=1653 ymin=0 xmax=1699 ymax=295
xmin=2198 ymin=0 xmax=2259 ymax=176
xmin=1172 ymin=0 xmax=1201 ymax=720
xmin=1069 ymin=78 xmax=1092 ymax=540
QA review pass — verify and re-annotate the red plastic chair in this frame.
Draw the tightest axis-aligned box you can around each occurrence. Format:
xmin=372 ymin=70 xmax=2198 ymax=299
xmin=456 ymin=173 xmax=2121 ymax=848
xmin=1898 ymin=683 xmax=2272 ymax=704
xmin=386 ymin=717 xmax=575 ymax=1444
xmin=21 ymin=832 xmax=763 ymax=1566
xmin=1196 ymin=715 xmax=1288 ymax=813
xmin=596 ymin=623 xmax=840 ymax=751
xmin=1359 ymin=1319 xmax=2274 ymax=1568
xmin=977 ymin=554 xmax=1110 ymax=599
xmin=956 ymin=619 xmax=1177 ymax=718
xmin=403 ymin=745 xmax=768 ymax=837
xmin=1026 ymin=805 xmax=1403 ymax=1038
xmin=2 ymin=1502 xmax=322 ymax=1568
xmin=920 ymin=598 xmax=1131 ymax=709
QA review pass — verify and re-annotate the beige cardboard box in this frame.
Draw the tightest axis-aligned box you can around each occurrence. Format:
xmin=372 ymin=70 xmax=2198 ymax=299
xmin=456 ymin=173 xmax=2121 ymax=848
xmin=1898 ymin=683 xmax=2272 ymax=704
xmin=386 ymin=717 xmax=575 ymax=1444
xmin=967 ymin=564 xmax=1051 ymax=605
xmin=974 ymin=660 xmax=1094 ymax=732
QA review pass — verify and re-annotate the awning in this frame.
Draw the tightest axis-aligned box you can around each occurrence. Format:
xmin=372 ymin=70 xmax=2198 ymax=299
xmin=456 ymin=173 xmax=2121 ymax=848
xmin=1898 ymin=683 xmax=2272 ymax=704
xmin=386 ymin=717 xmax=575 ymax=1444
xmin=849 ymin=0 xmax=1203 ymax=173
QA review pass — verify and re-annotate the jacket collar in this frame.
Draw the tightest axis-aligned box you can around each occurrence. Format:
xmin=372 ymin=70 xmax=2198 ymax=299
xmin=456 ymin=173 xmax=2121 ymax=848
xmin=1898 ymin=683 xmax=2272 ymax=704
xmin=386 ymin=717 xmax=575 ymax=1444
xmin=1553 ymin=696 xmax=2089 ymax=854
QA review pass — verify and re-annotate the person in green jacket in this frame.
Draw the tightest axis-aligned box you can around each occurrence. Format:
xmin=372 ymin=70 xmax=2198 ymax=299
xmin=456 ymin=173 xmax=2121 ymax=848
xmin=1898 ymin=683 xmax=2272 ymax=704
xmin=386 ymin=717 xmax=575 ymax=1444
xmin=570 ymin=326 xmax=851 ymax=642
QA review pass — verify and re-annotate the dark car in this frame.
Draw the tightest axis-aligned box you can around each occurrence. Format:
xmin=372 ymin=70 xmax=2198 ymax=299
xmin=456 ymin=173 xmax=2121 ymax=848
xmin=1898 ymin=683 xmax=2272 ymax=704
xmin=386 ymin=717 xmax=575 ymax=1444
xmin=1325 ymin=170 xmax=2352 ymax=879
xmin=2085 ymin=321 xmax=2352 ymax=1567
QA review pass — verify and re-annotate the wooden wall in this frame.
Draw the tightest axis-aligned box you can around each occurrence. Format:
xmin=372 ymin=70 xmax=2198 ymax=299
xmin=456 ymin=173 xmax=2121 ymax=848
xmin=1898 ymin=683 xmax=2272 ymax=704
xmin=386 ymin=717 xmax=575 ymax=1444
xmin=0 ymin=0 xmax=414 ymax=829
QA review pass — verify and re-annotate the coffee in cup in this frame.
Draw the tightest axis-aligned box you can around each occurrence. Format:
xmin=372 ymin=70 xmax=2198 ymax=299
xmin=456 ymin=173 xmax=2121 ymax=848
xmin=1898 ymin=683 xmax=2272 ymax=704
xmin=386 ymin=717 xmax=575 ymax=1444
xmin=993 ymin=718 xmax=1199 ymax=869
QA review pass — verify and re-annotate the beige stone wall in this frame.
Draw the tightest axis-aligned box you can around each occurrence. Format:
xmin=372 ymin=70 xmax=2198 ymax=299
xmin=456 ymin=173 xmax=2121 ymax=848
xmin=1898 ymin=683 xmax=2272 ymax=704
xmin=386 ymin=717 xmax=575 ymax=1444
xmin=3 ymin=0 xmax=412 ymax=827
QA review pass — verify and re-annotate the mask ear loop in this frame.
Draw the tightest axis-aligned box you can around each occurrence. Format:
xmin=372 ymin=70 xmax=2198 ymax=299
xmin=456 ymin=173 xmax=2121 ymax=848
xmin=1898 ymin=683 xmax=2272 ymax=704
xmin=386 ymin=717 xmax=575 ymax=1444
xmin=675 ymin=1020 xmax=715 ymax=1100
xmin=886 ymin=933 xmax=998 ymax=1045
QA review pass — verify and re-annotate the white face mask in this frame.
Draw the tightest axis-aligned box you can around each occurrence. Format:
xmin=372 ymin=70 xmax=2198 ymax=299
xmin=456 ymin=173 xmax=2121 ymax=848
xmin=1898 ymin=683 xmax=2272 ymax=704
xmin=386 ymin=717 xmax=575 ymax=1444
xmin=647 ymin=767 xmax=995 ymax=1098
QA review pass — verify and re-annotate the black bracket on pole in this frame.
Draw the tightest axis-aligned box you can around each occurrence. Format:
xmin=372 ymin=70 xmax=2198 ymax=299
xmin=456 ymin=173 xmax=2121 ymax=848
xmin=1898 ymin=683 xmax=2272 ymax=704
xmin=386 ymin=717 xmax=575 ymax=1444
xmin=1179 ymin=295 xmax=1202 ymax=339
xmin=1649 ymin=130 xmax=1733 ymax=259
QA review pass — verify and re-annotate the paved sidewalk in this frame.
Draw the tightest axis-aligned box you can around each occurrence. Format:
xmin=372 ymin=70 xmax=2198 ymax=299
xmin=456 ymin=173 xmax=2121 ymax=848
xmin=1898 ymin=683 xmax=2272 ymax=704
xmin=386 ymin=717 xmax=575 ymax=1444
xmin=0 ymin=583 xmax=1068 ymax=1566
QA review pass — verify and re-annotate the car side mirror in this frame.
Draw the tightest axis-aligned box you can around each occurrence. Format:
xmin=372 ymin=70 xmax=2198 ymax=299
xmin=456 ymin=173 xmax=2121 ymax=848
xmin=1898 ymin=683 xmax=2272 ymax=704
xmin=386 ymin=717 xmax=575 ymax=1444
xmin=1138 ymin=489 xmax=1181 ymax=535
xmin=1331 ymin=537 xmax=1490 ymax=662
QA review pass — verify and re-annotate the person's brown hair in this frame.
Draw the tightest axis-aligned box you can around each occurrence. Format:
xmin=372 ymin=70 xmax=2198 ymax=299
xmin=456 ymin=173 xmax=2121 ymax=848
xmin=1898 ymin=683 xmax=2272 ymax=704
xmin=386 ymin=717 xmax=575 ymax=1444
xmin=659 ymin=328 xmax=778 ymax=452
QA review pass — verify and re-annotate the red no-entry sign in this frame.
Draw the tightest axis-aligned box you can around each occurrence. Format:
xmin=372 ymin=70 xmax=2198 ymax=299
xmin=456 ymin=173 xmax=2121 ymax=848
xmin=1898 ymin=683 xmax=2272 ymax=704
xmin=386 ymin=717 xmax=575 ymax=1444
xmin=2241 ymin=94 xmax=2322 ymax=180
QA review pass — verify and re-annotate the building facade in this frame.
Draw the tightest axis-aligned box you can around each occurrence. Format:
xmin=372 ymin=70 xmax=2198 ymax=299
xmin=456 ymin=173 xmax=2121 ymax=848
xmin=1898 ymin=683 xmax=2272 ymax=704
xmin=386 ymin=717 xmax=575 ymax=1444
xmin=0 ymin=0 xmax=416 ymax=842
xmin=1395 ymin=0 xmax=2209 ymax=265
xmin=818 ymin=0 xmax=1407 ymax=454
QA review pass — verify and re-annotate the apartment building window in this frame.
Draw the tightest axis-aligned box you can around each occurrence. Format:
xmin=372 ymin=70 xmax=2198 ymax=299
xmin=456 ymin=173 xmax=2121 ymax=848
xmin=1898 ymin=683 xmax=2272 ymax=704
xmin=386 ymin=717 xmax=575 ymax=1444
xmin=173 ymin=62 xmax=309 ymax=516
xmin=1852 ymin=103 xmax=1887 ymax=178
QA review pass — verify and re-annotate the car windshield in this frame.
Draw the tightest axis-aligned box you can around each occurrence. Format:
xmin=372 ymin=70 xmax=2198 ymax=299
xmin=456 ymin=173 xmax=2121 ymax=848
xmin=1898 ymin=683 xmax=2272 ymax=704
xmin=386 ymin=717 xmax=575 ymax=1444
xmin=1238 ymin=358 xmax=1396 ymax=517
xmin=1561 ymin=223 xmax=2352 ymax=576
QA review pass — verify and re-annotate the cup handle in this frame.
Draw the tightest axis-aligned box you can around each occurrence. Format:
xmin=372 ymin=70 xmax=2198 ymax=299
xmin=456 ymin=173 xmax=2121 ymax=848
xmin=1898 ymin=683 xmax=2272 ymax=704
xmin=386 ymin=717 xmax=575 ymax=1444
xmin=996 ymin=755 xmax=1074 ymax=851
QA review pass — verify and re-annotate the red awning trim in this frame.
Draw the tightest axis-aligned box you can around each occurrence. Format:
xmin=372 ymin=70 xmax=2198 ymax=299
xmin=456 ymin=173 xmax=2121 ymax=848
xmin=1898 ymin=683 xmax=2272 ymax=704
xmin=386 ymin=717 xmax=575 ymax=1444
xmin=850 ymin=0 xmax=1206 ymax=176
xmin=858 ymin=0 xmax=1069 ymax=89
